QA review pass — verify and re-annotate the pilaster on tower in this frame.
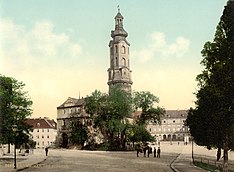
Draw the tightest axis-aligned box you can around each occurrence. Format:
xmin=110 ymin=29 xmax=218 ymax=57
xmin=107 ymin=8 xmax=133 ymax=94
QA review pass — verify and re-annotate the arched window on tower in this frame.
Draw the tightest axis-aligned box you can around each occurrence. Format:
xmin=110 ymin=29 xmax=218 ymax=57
xmin=115 ymin=57 xmax=118 ymax=66
xmin=121 ymin=46 xmax=126 ymax=54
xmin=122 ymin=58 xmax=126 ymax=66
xmin=115 ymin=45 xmax=118 ymax=53
xmin=111 ymin=58 xmax=114 ymax=68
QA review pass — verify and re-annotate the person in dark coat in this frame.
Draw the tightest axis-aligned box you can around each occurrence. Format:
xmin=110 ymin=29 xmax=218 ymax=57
xmin=136 ymin=148 xmax=142 ymax=157
xmin=45 ymin=147 xmax=48 ymax=156
xmin=157 ymin=147 xmax=161 ymax=158
xmin=148 ymin=146 xmax=152 ymax=157
xmin=143 ymin=146 xmax=147 ymax=157
xmin=154 ymin=147 xmax=156 ymax=157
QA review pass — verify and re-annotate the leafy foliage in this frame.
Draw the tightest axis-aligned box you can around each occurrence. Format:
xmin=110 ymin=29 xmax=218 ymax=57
xmin=86 ymin=86 xmax=132 ymax=150
xmin=132 ymin=91 xmax=165 ymax=125
xmin=86 ymin=86 xmax=164 ymax=150
xmin=0 ymin=75 xmax=33 ymax=146
xmin=70 ymin=118 xmax=88 ymax=146
xmin=128 ymin=124 xmax=155 ymax=144
xmin=186 ymin=1 xmax=234 ymax=170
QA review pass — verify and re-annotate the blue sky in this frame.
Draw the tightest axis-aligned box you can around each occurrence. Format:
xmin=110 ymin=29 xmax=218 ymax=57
xmin=0 ymin=0 xmax=228 ymax=119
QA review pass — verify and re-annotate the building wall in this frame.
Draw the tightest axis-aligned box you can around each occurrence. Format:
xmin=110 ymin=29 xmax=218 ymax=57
xmin=31 ymin=128 xmax=57 ymax=149
xmin=146 ymin=110 xmax=191 ymax=143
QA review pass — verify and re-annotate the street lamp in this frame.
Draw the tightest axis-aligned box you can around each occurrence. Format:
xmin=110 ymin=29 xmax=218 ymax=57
xmin=12 ymin=124 xmax=17 ymax=169
xmin=191 ymin=136 xmax=194 ymax=163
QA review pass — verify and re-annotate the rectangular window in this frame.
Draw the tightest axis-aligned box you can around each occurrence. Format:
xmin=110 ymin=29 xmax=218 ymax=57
xmin=42 ymin=135 xmax=44 ymax=139
xmin=47 ymin=129 xmax=49 ymax=132
xmin=42 ymin=129 xmax=44 ymax=132
xmin=37 ymin=129 xmax=39 ymax=132
xmin=47 ymin=135 xmax=49 ymax=139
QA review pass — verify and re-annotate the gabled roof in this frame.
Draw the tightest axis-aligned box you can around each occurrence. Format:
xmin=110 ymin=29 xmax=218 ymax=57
xmin=25 ymin=117 xmax=57 ymax=129
xmin=57 ymin=97 xmax=86 ymax=109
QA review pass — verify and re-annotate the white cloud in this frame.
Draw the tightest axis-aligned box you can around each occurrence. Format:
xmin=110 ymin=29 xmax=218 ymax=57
xmin=132 ymin=32 xmax=190 ymax=63
xmin=0 ymin=19 xmax=82 ymax=71
xmin=0 ymin=18 xmax=87 ymax=118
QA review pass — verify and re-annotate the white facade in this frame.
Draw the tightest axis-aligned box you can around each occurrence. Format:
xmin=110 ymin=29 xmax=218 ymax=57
xmin=31 ymin=128 xmax=57 ymax=149
xmin=146 ymin=110 xmax=191 ymax=143
xmin=26 ymin=118 xmax=57 ymax=149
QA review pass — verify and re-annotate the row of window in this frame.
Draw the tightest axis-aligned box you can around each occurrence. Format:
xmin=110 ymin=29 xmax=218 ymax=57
xmin=163 ymin=119 xmax=186 ymax=123
xmin=33 ymin=135 xmax=50 ymax=139
xmin=149 ymin=127 xmax=189 ymax=132
xmin=111 ymin=45 xmax=129 ymax=55
xmin=37 ymin=141 xmax=53 ymax=146
xmin=110 ymin=57 xmax=128 ymax=68
xmin=63 ymin=107 xmax=82 ymax=114
xmin=35 ymin=129 xmax=50 ymax=132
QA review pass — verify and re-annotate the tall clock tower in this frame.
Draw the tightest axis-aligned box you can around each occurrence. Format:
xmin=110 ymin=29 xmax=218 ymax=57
xmin=107 ymin=9 xmax=133 ymax=93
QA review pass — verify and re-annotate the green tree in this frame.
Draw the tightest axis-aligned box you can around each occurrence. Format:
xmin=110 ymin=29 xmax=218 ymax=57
xmin=128 ymin=124 xmax=155 ymax=146
xmin=86 ymin=88 xmax=164 ymax=150
xmin=70 ymin=118 xmax=88 ymax=147
xmin=0 ymin=75 xmax=33 ymax=152
xmin=186 ymin=1 xmax=234 ymax=171
xmin=132 ymin=91 xmax=165 ymax=125
xmin=86 ymin=86 xmax=132 ymax=150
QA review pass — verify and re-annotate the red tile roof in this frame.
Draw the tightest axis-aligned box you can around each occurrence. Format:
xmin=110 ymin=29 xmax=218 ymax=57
xmin=25 ymin=117 xmax=57 ymax=129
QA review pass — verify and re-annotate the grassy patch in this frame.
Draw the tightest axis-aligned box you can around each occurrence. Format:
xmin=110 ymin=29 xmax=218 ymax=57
xmin=194 ymin=161 xmax=234 ymax=172
xmin=194 ymin=161 xmax=218 ymax=171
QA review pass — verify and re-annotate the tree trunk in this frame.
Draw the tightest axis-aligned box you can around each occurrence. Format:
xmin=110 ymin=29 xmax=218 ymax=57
xmin=7 ymin=142 xmax=10 ymax=153
xmin=223 ymin=136 xmax=229 ymax=172
xmin=121 ymin=129 xmax=126 ymax=150
xmin=217 ymin=147 xmax=221 ymax=161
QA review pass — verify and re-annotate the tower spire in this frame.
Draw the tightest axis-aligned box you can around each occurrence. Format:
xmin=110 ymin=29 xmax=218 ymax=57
xmin=117 ymin=5 xmax=120 ymax=13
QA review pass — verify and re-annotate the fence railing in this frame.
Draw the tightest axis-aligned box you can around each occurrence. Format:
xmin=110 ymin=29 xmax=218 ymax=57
xmin=193 ymin=155 xmax=234 ymax=171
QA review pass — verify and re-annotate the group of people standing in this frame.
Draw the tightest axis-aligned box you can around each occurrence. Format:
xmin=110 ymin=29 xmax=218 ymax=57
xmin=136 ymin=146 xmax=161 ymax=158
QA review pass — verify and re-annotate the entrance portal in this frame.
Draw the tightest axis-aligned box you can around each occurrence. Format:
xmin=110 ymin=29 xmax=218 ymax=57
xmin=62 ymin=133 xmax=68 ymax=148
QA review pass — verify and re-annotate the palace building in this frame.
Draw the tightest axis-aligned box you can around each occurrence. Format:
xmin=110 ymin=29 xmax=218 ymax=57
xmin=146 ymin=110 xmax=190 ymax=143
xmin=56 ymin=9 xmax=191 ymax=147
